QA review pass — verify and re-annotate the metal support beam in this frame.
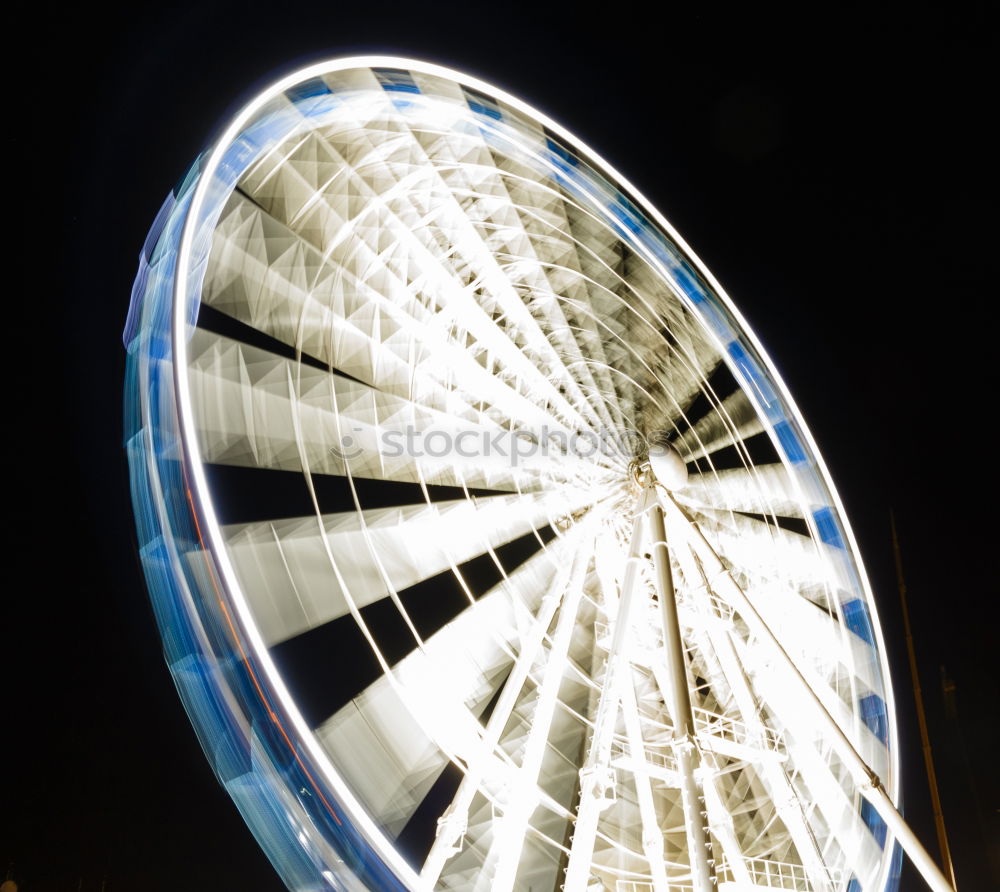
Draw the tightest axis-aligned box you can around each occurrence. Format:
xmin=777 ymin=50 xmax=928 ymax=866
xmin=486 ymin=548 xmax=591 ymax=892
xmin=664 ymin=531 xmax=836 ymax=890
xmin=564 ymin=491 xmax=651 ymax=891
xmin=645 ymin=495 xmax=716 ymax=892
xmin=620 ymin=673 xmax=672 ymax=892
xmin=421 ymin=524 xmax=592 ymax=887
xmin=659 ymin=489 xmax=957 ymax=892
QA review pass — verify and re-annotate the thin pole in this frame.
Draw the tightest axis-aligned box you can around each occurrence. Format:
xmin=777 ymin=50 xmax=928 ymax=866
xmin=891 ymin=512 xmax=958 ymax=889
xmin=646 ymin=495 xmax=715 ymax=892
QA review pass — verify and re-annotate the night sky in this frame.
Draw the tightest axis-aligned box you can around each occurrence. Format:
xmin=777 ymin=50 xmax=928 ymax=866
xmin=9 ymin=3 xmax=997 ymax=890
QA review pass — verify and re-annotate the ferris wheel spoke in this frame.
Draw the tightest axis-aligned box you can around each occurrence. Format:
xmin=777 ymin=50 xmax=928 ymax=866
xmin=662 ymin=497 xmax=892 ymax=883
xmin=220 ymin=489 xmax=585 ymax=647
xmin=419 ymin=529 xmax=593 ymax=885
xmin=204 ymin=193 xmax=596 ymax=441
xmin=542 ymin=217 xmax=723 ymax=432
xmin=674 ymin=388 xmax=766 ymax=464
xmin=457 ymin=546 xmax=592 ymax=892
xmin=679 ymin=463 xmax=804 ymax=519
xmin=202 ymin=462 xmax=533 ymax=528
xmin=495 ymin=194 xmax=630 ymax=432
xmin=689 ymin=506 xmax=850 ymax=594
xmin=675 ymin=508 xmax=886 ymax=730
xmin=312 ymin=537 xmax=571 ymax=841
xmin=664 ymin=508 xmax=878 ymax=690
xmin=543 ymin=201 xmax=646 ymax=425
xmin=418 ymin=179 xmax=624 ymax=437
xmin=384 ymin=101 xmax=629 ymax=437
xmin=606 ymin=293 xmax=723 ymax=437
xmin=414 ymin=116 xmax=714 ymax=437
xmin=285 ymin=95 xmax=615 ymax=439
xmin=186 ymin=330 xmax=604 ymax=491
xmin=473 ymin=201 xmax=629 ymax=435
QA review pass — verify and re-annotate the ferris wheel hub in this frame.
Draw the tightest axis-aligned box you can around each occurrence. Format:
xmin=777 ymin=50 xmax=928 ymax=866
xmin=648 ymin=442 xmax=689 ymax=491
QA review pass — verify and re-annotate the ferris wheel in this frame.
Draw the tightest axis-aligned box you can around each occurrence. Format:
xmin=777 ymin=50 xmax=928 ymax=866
xmin=124 ymin=57 xmax=953 ymax=892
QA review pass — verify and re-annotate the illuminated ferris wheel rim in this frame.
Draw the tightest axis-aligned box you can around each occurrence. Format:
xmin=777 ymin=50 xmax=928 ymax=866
xmin=152 ymin=55 xmax=902 ymax=891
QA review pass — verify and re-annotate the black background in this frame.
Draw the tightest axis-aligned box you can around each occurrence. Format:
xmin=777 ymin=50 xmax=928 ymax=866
xmin=8 ymin=2 xmax=997 ymax=890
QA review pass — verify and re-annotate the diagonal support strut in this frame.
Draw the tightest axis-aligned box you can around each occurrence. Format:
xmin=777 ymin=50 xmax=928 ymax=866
xmin=644 ymin=491 xmax=717 ymax=892
xmin=657 ymin=487 xmax=957 ymax=892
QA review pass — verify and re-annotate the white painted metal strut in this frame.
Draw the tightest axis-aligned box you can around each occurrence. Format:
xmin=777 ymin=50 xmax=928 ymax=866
xmin=644 ymin=493 xmax=716 ymax=892
xmin=660 ymin=534 xmax=830 ymax=890
xmin=486 ymin=547 xmax=592 ymax=892
xmin=619 ymin=673 xmax=672 ymax=892
xmin=564 ymin=489 xmax=653 ymax=891
xmin=657 ymin=488 xmax=957 ymax=892
xmin=421 ymin=526 xmax=592 ymax=887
